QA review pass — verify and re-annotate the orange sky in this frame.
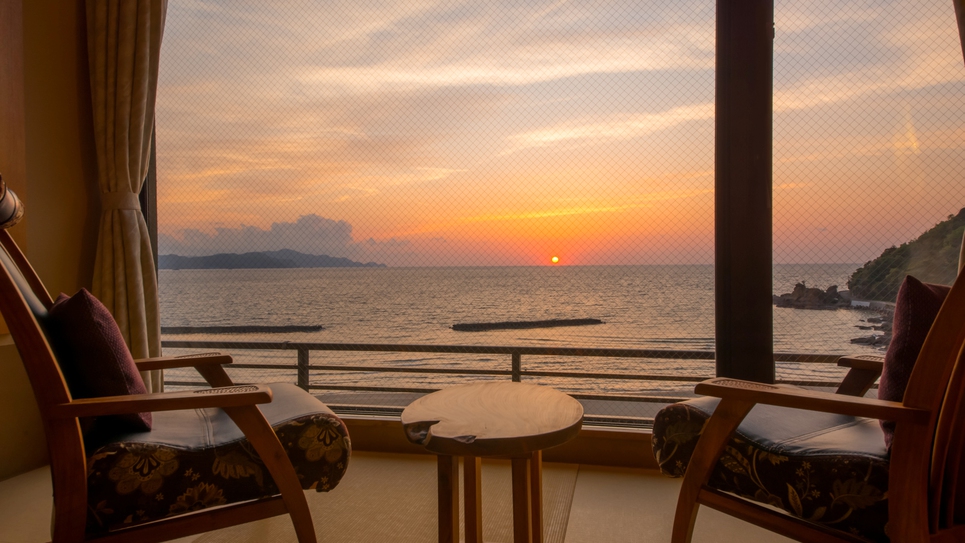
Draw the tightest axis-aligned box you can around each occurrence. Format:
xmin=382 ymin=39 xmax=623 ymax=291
xmin=155 ymin=0 xmax=965 ymax=266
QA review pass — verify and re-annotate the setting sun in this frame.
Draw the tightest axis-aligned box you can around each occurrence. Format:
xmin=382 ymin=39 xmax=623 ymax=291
xmin=551 ymin=256 xmax=560 ymax=264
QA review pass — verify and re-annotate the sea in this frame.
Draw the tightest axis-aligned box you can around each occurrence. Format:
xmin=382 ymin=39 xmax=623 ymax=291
xmin=158 ymin=264 xmax=887 ymax=415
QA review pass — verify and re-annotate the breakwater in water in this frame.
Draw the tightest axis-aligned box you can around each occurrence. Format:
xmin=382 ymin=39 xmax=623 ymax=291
xmin=160 ymin=325 xmax=323 ymax=334
xmin=452 ymin=318 xmax=604 ymax=331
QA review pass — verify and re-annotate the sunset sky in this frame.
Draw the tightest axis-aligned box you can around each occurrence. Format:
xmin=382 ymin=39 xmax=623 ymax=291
xmin=155 ymin=0 xmax=965 ymax=267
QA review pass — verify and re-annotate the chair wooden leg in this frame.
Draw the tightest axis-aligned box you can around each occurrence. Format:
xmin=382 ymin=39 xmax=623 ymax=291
xmin=887 ymin=436 xmax=932 ymax=543
xmin=511 ymin=456 xmax=533 ymax=543
xmin=672 ymin=399 xmax=754 ymax=543
xmin=530 ymin=450 xmax=542 ymax=543
xmin=223 ymin=405 xmax=317 ymax=543
xmin=464 ymin=456 xmax=483 ymax=543
xmin=49 ymin=421 xmax=88 ymax=543
xmin=437 ymin=455 xmax=460 ymax=543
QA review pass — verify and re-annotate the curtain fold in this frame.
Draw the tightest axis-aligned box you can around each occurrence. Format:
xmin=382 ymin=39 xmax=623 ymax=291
xmin=87 ymin=0 xmax=167 ymax=392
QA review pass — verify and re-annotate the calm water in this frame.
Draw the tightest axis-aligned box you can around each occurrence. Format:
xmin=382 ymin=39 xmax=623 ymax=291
xmin=159 ymin=265 xmax=886 ymax=402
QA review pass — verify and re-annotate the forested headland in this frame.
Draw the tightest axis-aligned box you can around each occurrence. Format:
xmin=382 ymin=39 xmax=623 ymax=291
xmin=848 ymin=208 xmax=965 ymax=302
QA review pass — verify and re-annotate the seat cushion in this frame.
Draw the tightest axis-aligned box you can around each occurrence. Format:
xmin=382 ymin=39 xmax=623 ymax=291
xmin=83 ymin=383 xmax=351 ymax=535
xmin=652 ymin=396 xmax=890 ymax=542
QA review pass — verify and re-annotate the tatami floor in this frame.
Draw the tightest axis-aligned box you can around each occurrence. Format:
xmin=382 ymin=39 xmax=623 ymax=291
xmin=0 ymin=452 xmax=793 ymax=543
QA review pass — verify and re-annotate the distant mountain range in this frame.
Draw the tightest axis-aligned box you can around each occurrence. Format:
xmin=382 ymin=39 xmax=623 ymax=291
xmin=158 ymin=249 xmax=387 ymax=270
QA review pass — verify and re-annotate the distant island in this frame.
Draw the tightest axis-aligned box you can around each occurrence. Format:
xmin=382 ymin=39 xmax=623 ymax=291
xmin=158 ymin=249 xmax=386 ymax=270
xmin=848 ymin=207 xmax=964 ymax=302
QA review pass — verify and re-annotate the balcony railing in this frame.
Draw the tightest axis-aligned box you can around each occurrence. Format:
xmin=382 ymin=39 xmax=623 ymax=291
xmin=161 ymin=340 xmax=858 ymax=428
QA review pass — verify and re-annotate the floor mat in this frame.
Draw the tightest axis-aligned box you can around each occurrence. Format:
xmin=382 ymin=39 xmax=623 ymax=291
xmin=195 ymin=452 xmax=579 ymax=543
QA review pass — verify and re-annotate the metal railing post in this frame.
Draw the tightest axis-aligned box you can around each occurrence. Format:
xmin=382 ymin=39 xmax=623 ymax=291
xmin=512 ymin=352 xmax=522 ymax=382
xmin=297 ymin=347 xmax=310 ymax=391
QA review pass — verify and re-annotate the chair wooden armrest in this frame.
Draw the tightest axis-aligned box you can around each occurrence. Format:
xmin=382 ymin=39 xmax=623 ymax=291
xmin=135 ymin=352 xmax=235 ymax=387
xmin=49 ymin=385 xmax=272 ymax=419
xmin=695 ymin=377 xmax=926 ymax=424
xmin=834 ymin=354 xmax=885 ymax=396
xmin=134 ymin=352 xmax=232 ymax=371
xmin=837 ymin=354 xmax=885 ymax=370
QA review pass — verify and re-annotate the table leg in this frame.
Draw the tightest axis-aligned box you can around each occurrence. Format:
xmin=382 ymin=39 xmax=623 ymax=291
xmin=464 ymin=456 xmax=483 ymax=543
xmin=437 ymin=455 xmax=460 ymax=543
xmin=511 ymin=456 xmax=533 ymax=543
xmin=530 ymin=450 xmax=543 ymax=543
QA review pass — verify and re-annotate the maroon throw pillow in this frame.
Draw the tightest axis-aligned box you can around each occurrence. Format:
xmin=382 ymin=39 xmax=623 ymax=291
xmin=878 ymin=275 xmax=950 ymax=448
xmin=46 ymin=289 xmax=152 ymax=432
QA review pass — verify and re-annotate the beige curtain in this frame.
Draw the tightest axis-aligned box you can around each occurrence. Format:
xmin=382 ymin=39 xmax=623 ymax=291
xmin=87 ymin=0 xmax=167 ymax=392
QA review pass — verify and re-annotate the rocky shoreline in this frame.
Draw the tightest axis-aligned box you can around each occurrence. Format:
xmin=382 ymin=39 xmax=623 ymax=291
xmin=848 ymin=314 xmax=892 ymax=347
xmin=773 ymin=282 xmax=893 ymax=348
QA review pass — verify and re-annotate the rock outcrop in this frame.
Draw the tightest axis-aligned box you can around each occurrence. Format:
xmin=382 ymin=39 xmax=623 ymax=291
xmin=773 ymin=283 xmax=848 ymax=310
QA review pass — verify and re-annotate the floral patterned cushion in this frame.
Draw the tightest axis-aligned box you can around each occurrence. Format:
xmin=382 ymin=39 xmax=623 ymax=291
xmin=652 ymin=396 xmax=890 ymax=542
xmin=83 ymin=383 xmax=351 ymax=535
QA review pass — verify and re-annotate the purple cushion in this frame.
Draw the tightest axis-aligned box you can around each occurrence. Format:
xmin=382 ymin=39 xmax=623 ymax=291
xmin=46 ymin=289 xmax=152 ymax=432
xmin=878 ymin=275 xmax=949 ymax=448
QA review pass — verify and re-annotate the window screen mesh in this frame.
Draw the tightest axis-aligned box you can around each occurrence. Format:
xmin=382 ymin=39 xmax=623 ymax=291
xmin=772 ymin=0 xmax=965 ymax=386
xmin=156 ymin=0 xmax=965 ymax=423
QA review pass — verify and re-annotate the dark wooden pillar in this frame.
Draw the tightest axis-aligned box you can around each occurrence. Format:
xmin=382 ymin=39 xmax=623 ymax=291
xmin=715 ymin=0 xmax=774 ymax=382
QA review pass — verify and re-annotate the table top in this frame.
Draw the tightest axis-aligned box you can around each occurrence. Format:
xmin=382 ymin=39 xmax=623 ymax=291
xmin=401 ymin=381 xmax=584 ymax=457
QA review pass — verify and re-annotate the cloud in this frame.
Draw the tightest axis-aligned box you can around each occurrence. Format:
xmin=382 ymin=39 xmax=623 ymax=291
xmin=504 ymin=102 xmax=714 ymax=153
xmin=155 ymin=0 xmax=965 ymax=267
xmin=456 ymin=187 xmax=713 ymax=224
xmin=294 ymin=0 xmax=714 ymax=94
xmin=158 ymin=211 xmax=422 ymax=261
xmin=157 ymin=71 xmax=509 ymax=210
xmin=159 ymin=214 xmax=354 ymax=256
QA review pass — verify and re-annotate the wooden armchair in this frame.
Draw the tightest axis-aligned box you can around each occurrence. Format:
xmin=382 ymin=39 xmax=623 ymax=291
xmin=652 ymin=241 xmax=965 ymax=542
xmin=0 ymin=178 xmax=350 ymax=543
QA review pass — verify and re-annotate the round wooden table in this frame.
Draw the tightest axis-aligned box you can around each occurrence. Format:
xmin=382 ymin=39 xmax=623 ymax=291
xmin=401 ymin=381 xmax=584 ymax=543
